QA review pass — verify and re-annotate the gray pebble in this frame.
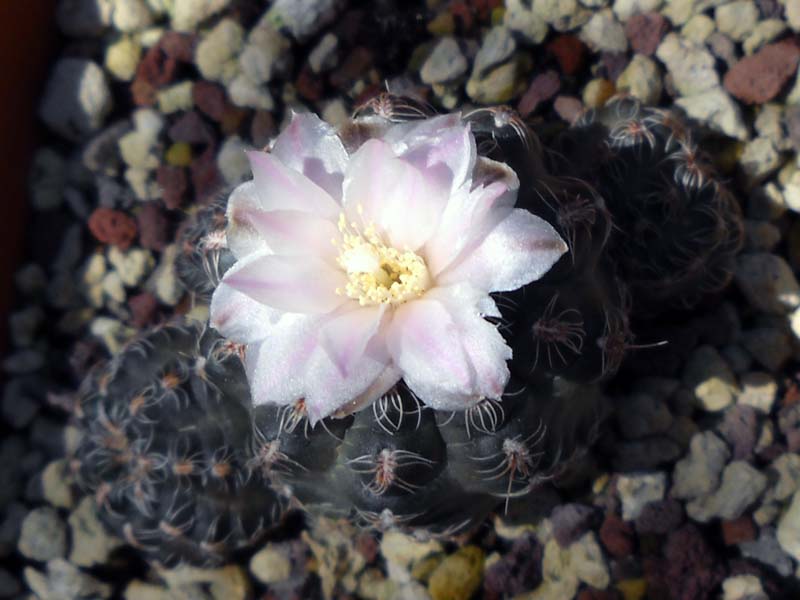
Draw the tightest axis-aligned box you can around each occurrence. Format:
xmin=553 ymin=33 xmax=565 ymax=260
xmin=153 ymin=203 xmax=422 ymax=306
xmin=617 ymin=472 xmax=667 ymax=521
xmin=735 ymin=253 xmax=800 ymax=315
xmin=171 ymin=0 xmax=232 ymax=32
xmin=56 ymin=0 xmax=113 ymax=37
xmin=686 ymin=460 xmax=767 ymax=521
xmin=422 ymin=38 xmax=468 ymax=85
xmin=1 ymin=376 xmax=42 ymax=429
xmin=267 ymin=0 xmax=341 ymax=41
xmin=18 ymin=507 xmax=67 ymax=561
xmin=740 ymin=327 xmax=792 ymax=372
xmin=24 ymin=559 xmax=112 ymax=600
xmin=474 ymin=26 xmax=516 ymax=76
xmin=580 ymin=9 xmax=627 ymax=53
xmin=616 ymin=393 xmax=673 ymax=439
xmin=672 ymin=431 xmax=730 ymax=500
xmin=683 ymin=345 xmax=738 ymax=412
xmin=742 ymin=526 xmax=795 ymax=576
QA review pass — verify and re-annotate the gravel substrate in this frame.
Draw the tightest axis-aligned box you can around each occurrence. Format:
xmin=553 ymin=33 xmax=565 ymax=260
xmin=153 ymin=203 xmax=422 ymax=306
xmin=5 ymin=0 xmax=800 ymax=598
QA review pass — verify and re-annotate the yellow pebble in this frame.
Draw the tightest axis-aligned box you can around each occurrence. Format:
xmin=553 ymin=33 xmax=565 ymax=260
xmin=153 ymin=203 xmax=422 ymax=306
xmin=617 ymin=578 xmax=648 ymax=600
xmin=165 ymin=142 xmax=192 ymax=167
xmin=428 ymin=546 xmax=484 ymax=600
xmin=582 ymin=78 xmax=616 ymax=109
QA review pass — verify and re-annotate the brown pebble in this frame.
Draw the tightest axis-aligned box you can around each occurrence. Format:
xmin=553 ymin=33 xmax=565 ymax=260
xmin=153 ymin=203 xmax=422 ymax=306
xmin=625 ymin=12 xmax=669 ymax=56
xmin=553 ymin=95 xmax=584 ymax=124
xmin=88 ymin=207 xmax=137 ymax=249
xmin=191 ymin=147 xmax=222 ymax=205
xmin=159 ymin=31 xmax=195 ymax=62
xmin=130 ymin=43 xmax=179 ymax=106
xmin=136 ymin=200 xmax=170 ymax=249
xmin=518 ymin=70 xmax=561 ymax=117
xmin=128 ymin=292 xmax=159 ymax=327
xmin=297 ymin=66 xmax=325 ymax=101
xmin=547 ymin=35 xmax=586 ymax=75
xmin=724 ymin=41 xmax=800 ymax=104
xmin=168 ymin=111 xmax=215 ymax=145
xmin=721 ymin=516 xmax=757 ymax=545
xmin=193 ymin=81 xmax=229 ymax=122
xmin=330 ymin=47 xmax=373 ymax=90
xmin=599 ymin=513 xmax=634 ymax=558
xmin=251 ymin=111 xmax=276 ymax=149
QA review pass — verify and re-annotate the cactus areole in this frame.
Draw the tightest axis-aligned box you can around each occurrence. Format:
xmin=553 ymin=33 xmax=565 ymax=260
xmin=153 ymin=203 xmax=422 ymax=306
xmin=209 ymin=109 xmax=568 ymax=423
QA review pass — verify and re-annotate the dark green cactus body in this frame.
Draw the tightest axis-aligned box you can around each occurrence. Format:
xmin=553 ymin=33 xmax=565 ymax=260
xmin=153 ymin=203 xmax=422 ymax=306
xmin=73 ymin=322 xmax=285 ymax=566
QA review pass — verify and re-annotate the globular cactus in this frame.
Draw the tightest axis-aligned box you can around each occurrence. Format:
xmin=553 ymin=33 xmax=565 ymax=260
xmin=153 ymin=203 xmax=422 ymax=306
xmin=73 ymin=94 xmax=743 ymax=564
xmin=71 ymin=322 xmax=285 ymax=566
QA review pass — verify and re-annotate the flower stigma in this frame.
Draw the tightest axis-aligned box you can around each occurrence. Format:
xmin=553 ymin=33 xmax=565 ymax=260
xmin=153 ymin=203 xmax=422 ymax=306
xmin=334 ymin=210 xmax=430 ymax=306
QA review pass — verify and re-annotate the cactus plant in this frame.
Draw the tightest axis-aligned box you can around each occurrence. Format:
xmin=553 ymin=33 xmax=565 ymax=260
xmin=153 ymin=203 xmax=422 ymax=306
xmin=75 ymin=95 xmax=742 ymax=564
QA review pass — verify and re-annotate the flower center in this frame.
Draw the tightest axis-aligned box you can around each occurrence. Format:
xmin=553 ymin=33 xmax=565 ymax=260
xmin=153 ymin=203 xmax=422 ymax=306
xmin=335 ymin=212 xmax=430 ymax=306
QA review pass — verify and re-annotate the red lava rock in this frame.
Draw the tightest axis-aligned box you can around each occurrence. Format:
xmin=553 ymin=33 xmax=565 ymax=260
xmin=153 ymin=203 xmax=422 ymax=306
xmin=251 ymin=110 xmax=276 ymax=149
xmin=724 ymin=41 xmax=800 ymax=104
xmin=518 ymin=70 xmax=561 ymax=117
xmin=220 ymin=105 xmax=249 ymax=136
xmin=635 ymin=499 xmax=684 ymax=536
xmin=548 ymin=35 xmax=586 ymax=75
xmin=330 ymin=47 xmax=373 ymax=90
xmin=601 ymin=52 xmax=629 ymax=82
xmin=625 ymin=12 xmax=669 ymax=56
xmin=551 ymin=503 xmax=596 ymax=547
xmin=191 ymin=147 xmax=222 ymax=205
xmin=718 ymin=405 xmax=758 ymax=460
xmin=553 ymin=95 xmax=584 ymax=124
xmin=159 ymin=31 xmax=196 ymax=62
xmin=128 ymin=292 xmax=159 ymax=327
xmin=721 ymin=516 xmax=757 ymax=546
xmin=131 ymin=43 xmax=179 ymax=106
xmin=155 ymin=166 xmax=188 ymax=211
xmin=296 ymin=66 xmax=325 ymax=102
xmin=600 ymin=513 xmax=635 ymax=558
xmin=356 ymin=533 xmax=379 ymax=563
xmin=137 ymin=199 xmax=170 ymax=251
xmin=483 ymin=535 xmax=542 ymax=600
xmin=168 ymin=111 xmax=215 ymax=145
xmin=88 ymin=207 xmax=137 ymax=250
xmin=193 ymin=81 xmax=229 ymax=122
xmin=450 ymin=2 xmax=475 ymax=30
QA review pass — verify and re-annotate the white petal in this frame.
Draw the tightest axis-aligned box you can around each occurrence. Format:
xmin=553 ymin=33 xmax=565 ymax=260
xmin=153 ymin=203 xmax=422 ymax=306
xmin=246 ymin=150 xmax=341 ymax=219
xmin=318 ymin=304 xmax=386 ymax=377
xmin=210 ymin=278 xmax=284 ymax=344
xmin=438 ymin=208 xmax=568 ymax=292
xmin=271 ymin=112 xmax=349 ymax=201
xmin=425 ymin=176 xmax=516 ymax=278
xmin=224 ymin=181 xmax=271 ymax=259
xmin=386 ymin=298 xmax=477 ymax=409
xmin=342 ymin=139 xmax=448 ymax=251
xmin=221 ymin=251 xmax=348 ymax=314
xmin=228 ymin=206 xmax=340 ymax=263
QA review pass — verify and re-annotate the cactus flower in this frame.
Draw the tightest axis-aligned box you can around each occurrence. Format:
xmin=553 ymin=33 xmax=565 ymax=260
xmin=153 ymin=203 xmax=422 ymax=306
xmin=210 ymin=112 xmax=567 ymax=423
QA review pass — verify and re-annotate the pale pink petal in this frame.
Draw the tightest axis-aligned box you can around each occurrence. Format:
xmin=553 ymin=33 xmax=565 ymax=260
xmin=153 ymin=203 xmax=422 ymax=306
xmin=224 ymin=181 xmax=269 ymax=259
xmin=425 ymin=175 xmax=517 ymax=277
xmin=210 ymin=278 xmax=284 ymax=344
xmin=381 ymin=114 xmax=462 ymax=150
xmin=221 ymin=251 xmax=348 ymax=314
xmin=386 ymin=298 xmax=477 ymax=409
xmin=271 ymin=112 xmax=349 ymax=201
xmin=318 ymin=304 xmax=386 ymax=377
xmin=246 ymin=151 xmax=341 ymax=219
xmin=331 ymin=364 xmax=403 ymax=417
xmin=437 ymin=208 xmax=568 ymax=292
xmin=228 ymin=206 xmax=340 ymax=263
xmin=342 ymin=139 xmax=448 ymax=251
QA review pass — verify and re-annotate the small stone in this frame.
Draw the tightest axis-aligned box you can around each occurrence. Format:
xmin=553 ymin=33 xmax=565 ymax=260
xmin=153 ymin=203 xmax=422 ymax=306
xmin=217 ymin=136 xmax=252 ymax=185
xmin=267 ymin=0 xmax=340 ymax=41
xmin=616 ymin=393 xmax=673 ymax=439
xmin=656 ymin=33 xmax=718 ymax=97
xmin=624 ymin=12 xmax=668 ymax=55
xmin=157 ymin=80 xmax=194 ymax=114
xmin=25 ymin=559 xmax=112 ymax=600
xmin=681 ymin=14 xmax=715 ymax=43
xmin=518 ymin=70 xmax=560 ymax=116
xmin=57 ymin=0 xmax=113 ymax=36
xmin=582 ymin=78 xmax=616 ymax=108
xmin=683 ymin=345 xmax=738 ymax=412
xmin=715 ymin=1 xmax=759 ymax=41
xmin=743 ymin=219 xmax=781 ymax=252
xmin=18 ymin=507 xmax=67 ymax=561
xmin=105 ymin=35 xmax=142 ymax=81
xmin=777 ymin=489 xmax=800 ymax=561
xmin=148 ymin=244 xmax=183 ymax=305
xmin=739 ymin=137 xmax=781 ymax=187
xmin=193 ymin=81 xmax=228 ymax=122
xmin=735 ymin=253 xmax=800 ymax=314
xmin=474 ymin=26 xmax=517 ymax=77
xmin=240 ymin=19 xmax=292 ymax=86
xmin=421 ymin=37 xmax=468 ymax=85
xmin=118 ymin=130 xmax=158 ymax=170
xmin=165 ymin=142 xmax=192 ymax=167
xmin=309 ymin=33 xmax=339 ymax=74
xmin=171 ymin=0 xmax=232 ymax=32
xmin=740 ymin=327 xmax=792 ymax=371
xmin=554 ymin=95 xmax=584 ymax=123
xmin=741 ymin=527 xmax=795 ymax=576
xmin=722 ymin=575 xmax=768 ymax=600
xmin=228 ymin=74 xmax=275 ymax=110
xmin=250 ymin=543 xmax=292 ymax=584
xmin=195 ymin=18 xmax=243 ymax=84
xmin=88 ymin=207 xmax=138 ymax=249
xmin=687 ymin=461 xmax=768 ymax=522
xmin=40 ymin=59 xmax=112 ymax=141
xmin=534 ymin=0 xmax=591 ymax=31
xmin=504 ymin=0 xmax=548 ymax=43
xmin=551 ymin=504 xmax=596 ymax=547
xmin=466 ymin=61 xmax=521 ymax=104
xmin=634 ymin=498 xmax=683 ymax=534
xmin=722 ymin=515 xmax=757 ymax=545
xmin=672 ymin=431 xmax=731 ymax=500
xmin=155 ymin=163 xmax=188 ymax=208
xmin=136 ymin=201 xmax=169 ymax=250
xmin=90 ymin=316 xmax=133 ymax=354
xmin=675 ymin=87 xmax=748 ymax=141
xmin=381 ymin=531 xmax=442 ymax=579
xmin=612 ymin=437 xmax=682 ymax=471
xmin=69 ymin=496 xmax=122 ymax=567
xmin=725 ymin=41 xmax=800 ymax=104
xmin=612 ymin=0 xmax=663 ymax=21
xmin=41 ymin=459 xmax=74 ymax=509
xmin=744 ymin=19 xmax=787 ymax=55
xmin=737 ymin=372 xmax=777 ymax=413
xmin=616 ymin=54 xmax=662 ymax=104
xmin=112 ymin=0 xmax=152 ymax=32
xmin=547 ymin=35 xmax=586 ymax=75
xmin=599 ymin=513 xmax=633 ymax=557
xmin=108 ymin=246 xmax=154 ymax=287
xmin=617 ymin=472 xmax=666 ymax=521
xmin=28 ymin=148 xmax=66 ymax=210
xmin=0 ymin=568 xmax=20 ymax=597
xmin=580 ymin=9 xmax=627 ymax=53
xmin=428 ymin=546 xmax=484 ymax=600
xmin=128 ymin=292 xmax=158 ymax=327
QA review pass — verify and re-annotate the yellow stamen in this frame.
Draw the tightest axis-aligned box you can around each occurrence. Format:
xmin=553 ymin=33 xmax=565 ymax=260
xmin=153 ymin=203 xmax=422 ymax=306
xmin=335 ymin=211 xmax=430 ymax=306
